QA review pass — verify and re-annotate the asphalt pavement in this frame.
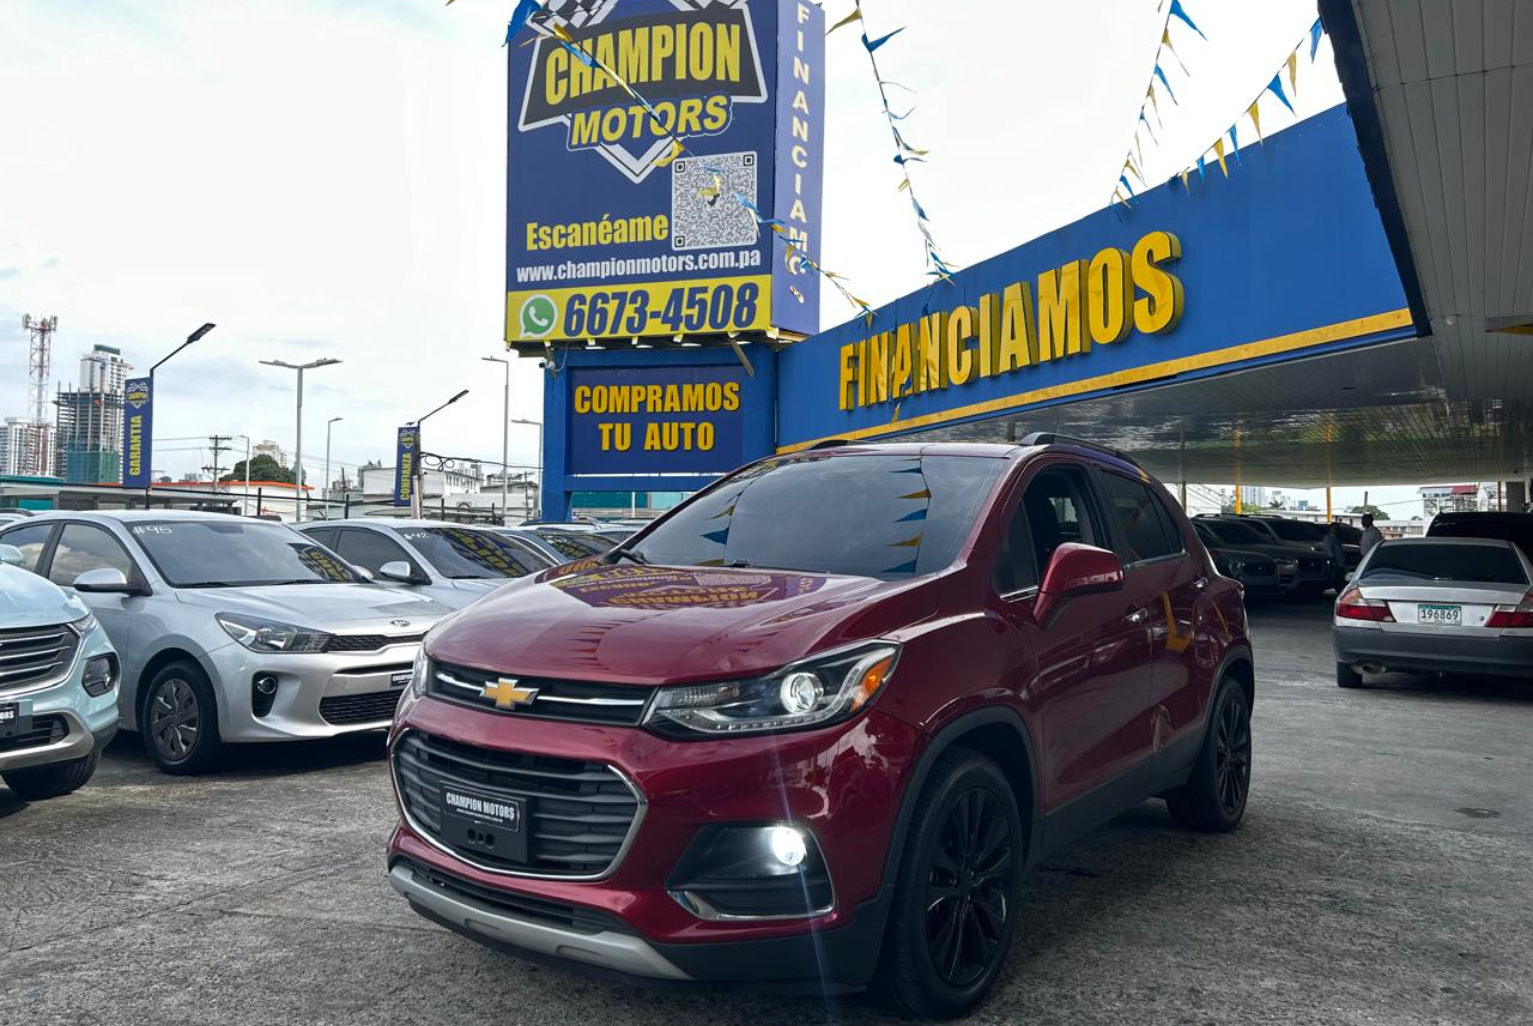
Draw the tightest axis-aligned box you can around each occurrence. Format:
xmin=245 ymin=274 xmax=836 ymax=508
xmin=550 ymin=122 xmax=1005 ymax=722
xmin=2 ymin=599 xmax=1530 ymax=1026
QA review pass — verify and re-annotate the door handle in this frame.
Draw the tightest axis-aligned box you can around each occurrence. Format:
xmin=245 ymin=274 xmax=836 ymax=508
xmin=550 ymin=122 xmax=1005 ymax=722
xmin=1126 ymin=607 xmax=1150 ymax=625
xmin=1192 ymin=577 xmax=1208 ymax=591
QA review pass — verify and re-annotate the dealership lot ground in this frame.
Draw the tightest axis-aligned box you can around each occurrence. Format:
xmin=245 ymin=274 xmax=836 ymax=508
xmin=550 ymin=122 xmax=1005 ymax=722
xmin=2 ymin=603 xmax=1530 ymax=1026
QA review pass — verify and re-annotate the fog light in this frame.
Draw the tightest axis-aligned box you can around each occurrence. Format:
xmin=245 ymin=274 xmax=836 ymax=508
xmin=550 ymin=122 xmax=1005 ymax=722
xmin=778 ymin=672 xmax=823 ymax=715
xmin=82 ymin=655 xmax=118 ymax=697
xmin=769 ymin=824 xmax=807 ymax=867
xmin=252 ymin=674 xmax=279 ymax=717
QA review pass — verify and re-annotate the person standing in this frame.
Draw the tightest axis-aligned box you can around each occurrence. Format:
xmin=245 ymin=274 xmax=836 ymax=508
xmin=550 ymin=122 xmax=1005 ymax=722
xmin=1360 ymin=513 xmax=1384 ymax=557
xmin=1323 ymin=522 xmax=1348 ymax=592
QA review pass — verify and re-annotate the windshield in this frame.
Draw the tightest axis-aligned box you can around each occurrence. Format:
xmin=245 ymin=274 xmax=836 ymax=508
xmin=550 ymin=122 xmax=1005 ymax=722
xmin=1263 ymin=520 xmax=1325 ymax=542
xmin=536 ymin=530 xmax=612 ymax=560
xmin=628 ymin=453 xmax=1005 ymax=579
xmin=131 ymin=520 xmax=360 ymax=587
xmin=1207 ymin=521 xmax=1272 ymax=546
xmin=1429 ymin=518 xmax=1533 ymax=560
xmin=1360 ymin=543 xmax=1527 ymax=584
xmin=398 ymin=527 xmax=549 ymax=579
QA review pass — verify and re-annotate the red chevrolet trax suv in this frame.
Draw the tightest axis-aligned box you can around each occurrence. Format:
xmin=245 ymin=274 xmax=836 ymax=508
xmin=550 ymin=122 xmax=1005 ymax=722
xmin=386 ymin=437 xmax=1254 ymax=1018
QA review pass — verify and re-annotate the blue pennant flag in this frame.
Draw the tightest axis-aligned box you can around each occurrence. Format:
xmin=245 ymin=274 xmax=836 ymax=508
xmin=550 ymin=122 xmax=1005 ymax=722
xmin=701 ymin=529 xmax=731 ymax=546
xmin=1119 ymin=174 xmax=1136 ymax=197
xmin=1168 ymin=0 xmax=1207 ymax=41
xmin=896 ymin=508 xmax=928 ymax=523
xmin=893 ymin=153 xmax=926 ymax=165
xmin=862 ymin=27 xmax=905 ymax=53
xmin=502 ymin=0 xmax=540 ymax=46
xmin=912 ymin=199 xmax=929 ymax=220
xmin=1309 ymin=18 xmax=1324 ymax=60
xmin=1154 ymin=64 xmax=1178 ymax=104
xmin=559 ymin=39 xmax=594 ymax=67
xmin=1196 ymin=155 xmax=1207 ymax=180
xmin=1230 ymin=123 xmax=1242 ymax=163
xmin=1266 ymin=73 xmax=1295 ymax=113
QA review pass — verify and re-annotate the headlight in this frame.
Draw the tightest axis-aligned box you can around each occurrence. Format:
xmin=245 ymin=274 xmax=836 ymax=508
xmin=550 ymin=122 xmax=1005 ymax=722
xmin=1280 ymin=559 xmax=1299 ymax=570
xmin=216 ymin=613 xmax=332 ymax=653
xmin=408 ymin=647 xmax=429 ymax=698
xmin=67 ymin=611 xmax=98 ymax=637
xmin=645 ymin=643 xmax=899 ymax=738
xmin=1224 ymin=559 xmax=1246 ymax=575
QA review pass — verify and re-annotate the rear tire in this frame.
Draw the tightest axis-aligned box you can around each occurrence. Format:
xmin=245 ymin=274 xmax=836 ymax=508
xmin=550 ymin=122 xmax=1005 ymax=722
xmin=1166 ymin=678 xmax=1251 ymax=833
xmin=140 ymin=661 xmax=222 ymax=775
xmin=872 ymin=749 xmax=1023 ymax=1020
xmin=1336 ymin=661 xmax=1363 ymax=688
xmin=2 ymin=749 xmax=100 ymax=801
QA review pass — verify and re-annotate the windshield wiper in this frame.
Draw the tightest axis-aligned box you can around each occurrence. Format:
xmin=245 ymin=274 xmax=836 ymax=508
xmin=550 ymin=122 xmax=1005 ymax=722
xmin=610 ymin=547 xmax=649 ymax=566
xmin=176 ymin=581 xmax=237 ymax=589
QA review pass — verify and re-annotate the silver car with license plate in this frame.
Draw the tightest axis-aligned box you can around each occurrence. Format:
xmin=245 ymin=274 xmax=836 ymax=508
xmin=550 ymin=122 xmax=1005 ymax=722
xmin=1333 ymin=537 xmax=1533 ymax=687
xmin=0 ymin=511 xmax=454 ymax=774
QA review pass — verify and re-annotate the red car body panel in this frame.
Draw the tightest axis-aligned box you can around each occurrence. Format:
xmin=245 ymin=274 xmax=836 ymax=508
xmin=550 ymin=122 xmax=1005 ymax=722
xmin=386 ymin=441 xmax=1252 ymax=990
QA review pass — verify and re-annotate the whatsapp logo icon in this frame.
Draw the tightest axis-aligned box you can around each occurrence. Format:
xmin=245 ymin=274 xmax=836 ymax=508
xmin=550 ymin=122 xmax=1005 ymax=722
xmin=519 ymin=294 xmax=559 ymax=339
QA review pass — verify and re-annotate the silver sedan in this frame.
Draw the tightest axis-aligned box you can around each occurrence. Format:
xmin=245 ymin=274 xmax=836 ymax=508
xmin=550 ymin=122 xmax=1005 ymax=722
xmin=1333 ymin=537 xmax=1533 ymax=686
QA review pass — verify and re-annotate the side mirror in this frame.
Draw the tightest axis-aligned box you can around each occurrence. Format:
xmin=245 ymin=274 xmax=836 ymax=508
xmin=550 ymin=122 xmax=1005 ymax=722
xmin=0 ymin=544 xmax=23 ymax=567
xmin=1036 ymin=543 xmax=1124 ymax=622
xmin=378 ymin=561 xmax=417 ymax=584
xmin=352 ymin=564 xmax=375 ymax=581
xmin=73 ymin=567 xmax=133 ymax=593
xmin=1344 ymin=571 xmax=1354 ymax=583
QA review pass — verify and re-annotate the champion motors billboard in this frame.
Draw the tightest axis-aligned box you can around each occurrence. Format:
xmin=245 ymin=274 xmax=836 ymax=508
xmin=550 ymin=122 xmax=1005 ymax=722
xmin=506 ymin=0 xmax=825 ymax=344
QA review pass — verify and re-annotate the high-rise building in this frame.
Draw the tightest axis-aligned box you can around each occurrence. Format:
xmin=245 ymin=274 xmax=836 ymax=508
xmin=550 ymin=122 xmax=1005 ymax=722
xmin=0 ymin=418 xmax=53 ymax=478
xmin=53 ymin=344 xmax=132 ymax=484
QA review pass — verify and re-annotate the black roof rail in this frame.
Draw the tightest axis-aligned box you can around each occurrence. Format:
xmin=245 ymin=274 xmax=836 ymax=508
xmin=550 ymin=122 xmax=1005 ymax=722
xmin=808 ymin=438 xmax=852 ymax=450
xmin=1019 ymin=432 xmax=1141 ymax=468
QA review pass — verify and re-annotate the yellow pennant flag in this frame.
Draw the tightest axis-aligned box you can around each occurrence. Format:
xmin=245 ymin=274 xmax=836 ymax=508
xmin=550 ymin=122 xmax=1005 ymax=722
xmin=1179 ymin=168 xmax=1191 ymax=192
xmin=827 ymin=8 xmax=862 ymax=35
xmin=1287 ymin=52 xmax=1299 ymax=95
xmin=1162 ymin=29 xmax=1188 ymax=74
xmin=1213 ymin=139 xmax=1229 ymax=177
xmin=1125 ymin=155 xmax=1146 ymax=187
xmin=898 ymin=177 xmax=911 ymax=192
xmin=1146 ymin=84 xmax=1162 ymax=125
xmin=1135 ymin=131 xmax=1145 ymax=172
xmin=1248 ymin=100 xmax=1264 ymax=143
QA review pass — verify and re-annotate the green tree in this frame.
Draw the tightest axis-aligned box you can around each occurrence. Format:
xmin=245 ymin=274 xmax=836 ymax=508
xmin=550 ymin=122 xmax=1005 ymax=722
xmin=222 ymin=454 xmax=296 ymax=484
xmin=1349 ymin=503 xmax=1388 ymax=520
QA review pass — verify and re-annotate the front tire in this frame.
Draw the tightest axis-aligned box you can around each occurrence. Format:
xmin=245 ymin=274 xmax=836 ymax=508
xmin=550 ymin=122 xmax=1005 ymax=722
xmin=2 ymin=749 xmax=100 ymax=801
xmin=140 ymin=661 xmax=222 ymax=775
xmin=873 ymin=749 xmax=1023 ymax=1020
xmin=1166 ymin=678 xmax=1252 ymax=833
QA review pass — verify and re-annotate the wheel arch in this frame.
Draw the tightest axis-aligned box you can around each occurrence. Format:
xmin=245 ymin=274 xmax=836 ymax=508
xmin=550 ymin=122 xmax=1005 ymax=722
xmin=134 ymin=647 xmax=219 ymax=730
xmin=1219 ymin=645 xmax=1256 ymax=711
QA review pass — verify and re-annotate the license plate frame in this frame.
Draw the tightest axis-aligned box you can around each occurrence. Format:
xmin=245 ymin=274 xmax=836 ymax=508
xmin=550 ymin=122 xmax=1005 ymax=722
xmin=439 ymin=785 xmax=528 ymax=864
xmin=0 ymin=701 xmax=27 ymax=739
xmin=1418 ymin=603 xmax=1462 ymax=626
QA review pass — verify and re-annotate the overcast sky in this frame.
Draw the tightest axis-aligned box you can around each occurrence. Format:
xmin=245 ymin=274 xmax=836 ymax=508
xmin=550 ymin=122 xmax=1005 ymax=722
xmin=0 ymin=0 xmax=1426 ymax=515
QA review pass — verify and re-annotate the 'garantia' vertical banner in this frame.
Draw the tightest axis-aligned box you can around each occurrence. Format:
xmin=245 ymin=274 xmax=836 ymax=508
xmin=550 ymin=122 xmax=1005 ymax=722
xmin=122 ymin=377 xmax=153 ymax=489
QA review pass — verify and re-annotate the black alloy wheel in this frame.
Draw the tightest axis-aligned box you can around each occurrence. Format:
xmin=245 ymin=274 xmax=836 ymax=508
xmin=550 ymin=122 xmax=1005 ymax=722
xmin=925 ymin=788 xmax=1014 ymax=988
xmin=1212 ymin=690 xmax=1252 ymax=818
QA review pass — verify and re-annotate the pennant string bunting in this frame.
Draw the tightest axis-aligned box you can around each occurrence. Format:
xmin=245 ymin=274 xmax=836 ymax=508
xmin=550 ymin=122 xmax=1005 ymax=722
xmin=1108 ymin=1 xmax=1207 ymax=208
xmin=841 ymin=1 xmax=956 ymax=281
xmin=1173 ymin=18 xmax=1328 ymax=196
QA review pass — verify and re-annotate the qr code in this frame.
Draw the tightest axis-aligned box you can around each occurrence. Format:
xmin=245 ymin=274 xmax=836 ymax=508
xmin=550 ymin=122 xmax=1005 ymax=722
xmin=671 ymin=152 xmax=759 ymax=251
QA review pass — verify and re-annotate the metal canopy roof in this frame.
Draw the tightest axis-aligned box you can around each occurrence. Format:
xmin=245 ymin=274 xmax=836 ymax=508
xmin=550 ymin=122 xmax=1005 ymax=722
xmin=913 ymin=1 xmax=1533 ymax=488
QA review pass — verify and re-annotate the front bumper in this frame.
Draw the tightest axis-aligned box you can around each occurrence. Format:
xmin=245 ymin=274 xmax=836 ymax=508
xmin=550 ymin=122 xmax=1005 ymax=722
xmin=0 ymin=625 xmax=119 ymax=773
xmin=1335 ymin=624 xmax=1533 ymax=678
xmin=210 ymin=642 xmax=421 ymax=742
xmin=385 ymin=695 xmax=920 ymax=988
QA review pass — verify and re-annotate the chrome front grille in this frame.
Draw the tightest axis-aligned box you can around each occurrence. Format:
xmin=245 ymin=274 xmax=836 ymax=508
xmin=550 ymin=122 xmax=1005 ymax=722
xmin=429 ymin=661 xmax=652 ymax=726
xmin=0 ymin=625 xmax=81 ymax=694
xmin=392 ymin=730 xmax=643 ymax=879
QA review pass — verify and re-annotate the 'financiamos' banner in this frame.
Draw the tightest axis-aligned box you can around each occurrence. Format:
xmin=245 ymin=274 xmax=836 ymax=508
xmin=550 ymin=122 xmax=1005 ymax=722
xmin=506 ymin=0 xmax=825 ymax=345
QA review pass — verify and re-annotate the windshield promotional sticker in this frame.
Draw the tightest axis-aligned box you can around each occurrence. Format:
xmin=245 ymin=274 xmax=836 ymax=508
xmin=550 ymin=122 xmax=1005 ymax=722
xmin=505 ymin=0 xmax=824 ymax=344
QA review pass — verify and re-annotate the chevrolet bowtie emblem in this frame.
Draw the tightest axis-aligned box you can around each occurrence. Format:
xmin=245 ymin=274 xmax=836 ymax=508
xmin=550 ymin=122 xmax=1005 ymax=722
xmin=481 ymin=678 xmax=539 ymax=710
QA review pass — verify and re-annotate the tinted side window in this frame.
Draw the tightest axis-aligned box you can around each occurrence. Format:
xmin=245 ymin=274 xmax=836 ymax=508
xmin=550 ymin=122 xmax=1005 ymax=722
xmin=303 ymin=527 xmax=339 ymax=550
xmin=336 ymin=529 xmax=416 ymax=576
xmin=1020 ymin=467 xmax=1103 ymax=574
xmin=993 ymin=499 xmax=1038 ymax=595
xmin=1 ymin=523 xmax=54 ymax=572
xmin=1100 ymin=472 xmax=1182 ymax=563
xmin=49 ymin=524 xmax=136 ymax=585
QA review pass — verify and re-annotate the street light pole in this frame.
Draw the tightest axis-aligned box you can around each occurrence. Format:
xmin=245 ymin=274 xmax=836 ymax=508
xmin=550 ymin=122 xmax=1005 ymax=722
xmin=145 ymin=322 xmax=216 ymax=507
xmin=411 ymin=389 xmax=470 ymax=519
xmin=482 ymin=357 xmax=510 ymax=524
xmin=512 ymin=418 xmax=543 ymax=521
xmin=260 ymin=358 xmax=341 ymax=522
xmin=325 ymin=416 xmax=343 ymax=517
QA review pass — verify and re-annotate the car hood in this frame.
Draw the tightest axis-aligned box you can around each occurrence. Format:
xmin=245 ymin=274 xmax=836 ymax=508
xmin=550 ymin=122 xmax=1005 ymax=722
xmin=1210 ymin=546 xmax=1278 ymax=565
xmin=426 ymin=564 xmax=938 ymax=685
xmin=175 ymin=582 xmax=453 ymax=629
xmin=0 ymin=564 xmax=89 ymax=629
